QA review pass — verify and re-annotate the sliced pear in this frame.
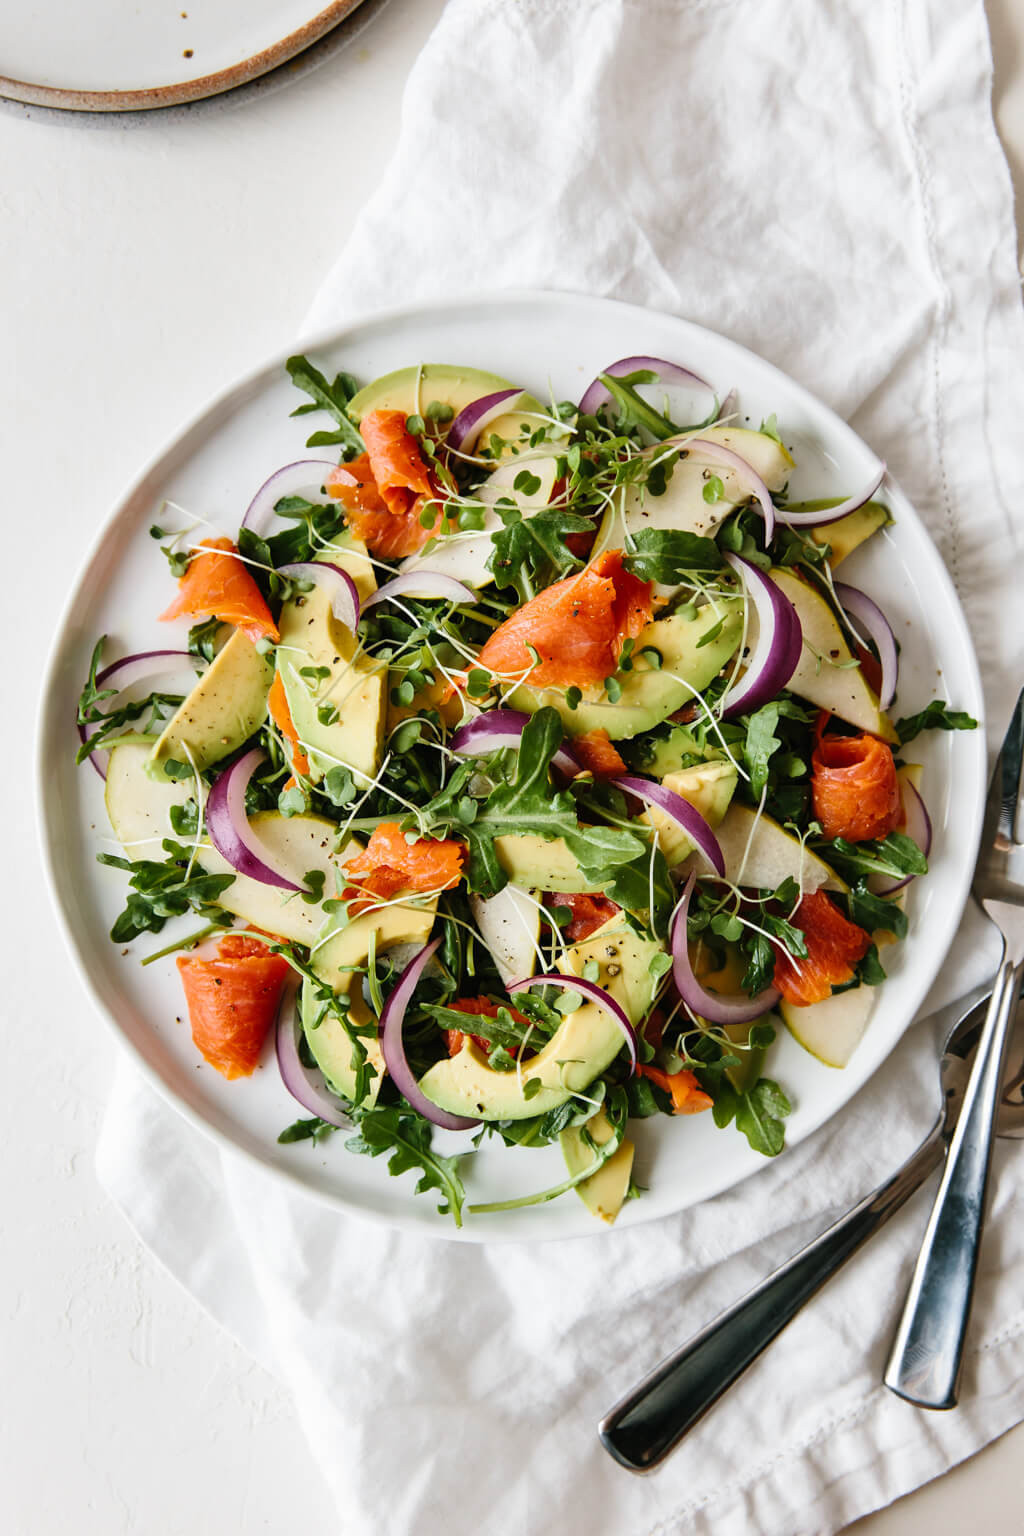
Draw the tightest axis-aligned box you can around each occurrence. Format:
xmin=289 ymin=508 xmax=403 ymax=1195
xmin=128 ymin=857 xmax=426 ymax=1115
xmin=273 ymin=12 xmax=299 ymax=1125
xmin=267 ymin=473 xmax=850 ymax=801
xmin=400 ymin=454 xmax=561 ymax=588
xmin=150 ymin=631 xmax=273 ymax=774
xmin=599 ymin=426 xmax=793 ymax=551
xmin=470 ymin=884 xmax=542 ymax=985
xmin=560 ymin=1109 xmax=634 ymax=1224
xmin=641 ymin=760 xmax=738 ymax=866
xmin=767 ymin=569 xmax=898 ymax=741
xmin=780 ymin=985 xmax=875 ymax=1067
xmin=688 ymin=802 xmax=845 ymax=893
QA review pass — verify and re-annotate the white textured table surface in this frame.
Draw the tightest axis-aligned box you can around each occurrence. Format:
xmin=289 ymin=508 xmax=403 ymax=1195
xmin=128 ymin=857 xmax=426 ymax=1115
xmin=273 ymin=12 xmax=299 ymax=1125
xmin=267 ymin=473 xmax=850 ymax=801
xmin=4 ymin=1 xmax=1022 ymax=1531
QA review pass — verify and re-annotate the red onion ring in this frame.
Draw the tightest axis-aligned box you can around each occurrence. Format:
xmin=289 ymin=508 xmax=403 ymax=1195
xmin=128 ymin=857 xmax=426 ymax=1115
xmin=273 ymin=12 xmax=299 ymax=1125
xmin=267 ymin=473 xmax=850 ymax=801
xmin=506 ymin=973 xmax=638 ymax=1076
xmin=719 ymin=555 xmax=803 ymax=719
xmin=277 ymin=561 xmax=361 ymax=631
xmin=381 ymin=939 xmax=480 ymax=1130
xmin=450 ymin=709 xmax=580 ymax=777
xmin=275 ymin=983 xmax=350 ymax=1127
xmin=684 ymin=438 xmax=778 ymax=541
xmin=447 ymin=390 xmax=525 ymax=454
xmin=671 ymin=871 xmax=780 ymax=1024
xmin=579 ymin=356 xmax=714 ymax=416
xmin=869 ymin=779 xmax=932 ymax=896
xmin=78 ymin=648 xmax=196 ymax=780
xmin=241 ymin=459 xmax=338 ymax=538
xmin=207 ymin=748 xmax=306 ymax=892
xmin=833 ymin=580 xmax=899 ymax=709
xmin=362 ymin=570 xmax=477 ymax=610
xmin=715 ymin=388 xmax=738 ymax=423
xmin=777 ymin=465 xmax=886 ymax=528
xmin=611 ymin=775 xmax=725 ymax=876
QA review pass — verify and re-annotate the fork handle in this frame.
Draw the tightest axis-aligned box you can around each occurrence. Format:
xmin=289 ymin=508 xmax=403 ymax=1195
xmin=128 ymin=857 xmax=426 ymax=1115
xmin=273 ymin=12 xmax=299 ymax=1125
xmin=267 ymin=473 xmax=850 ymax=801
xmin=884 ymin=951 xmax=1024 ymax=1409
xmin=598 ymin=1123 xmax=944 ymax=1472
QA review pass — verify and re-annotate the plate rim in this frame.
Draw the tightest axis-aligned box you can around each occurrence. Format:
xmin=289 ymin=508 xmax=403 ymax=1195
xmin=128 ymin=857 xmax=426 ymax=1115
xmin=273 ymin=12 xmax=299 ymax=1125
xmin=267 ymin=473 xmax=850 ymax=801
xmin=0 ymin=0 xmax=365 ymax=113
xmin=36 ymin=287 xmax=988 ymax=1242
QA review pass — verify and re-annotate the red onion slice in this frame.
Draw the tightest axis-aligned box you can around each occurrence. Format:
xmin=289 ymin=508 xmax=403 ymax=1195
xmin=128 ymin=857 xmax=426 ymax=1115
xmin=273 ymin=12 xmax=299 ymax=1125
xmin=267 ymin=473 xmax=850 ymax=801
xmin=242 ymin=459 xmax=338 ymax=537
xmin=612 ymin=775 xmax=725 ymax=876
xmin=447 ymin=390 xmax=525 ymax=454
xmin=506 ymin=973 xmax=638 ymax=1076
xmin=579 ymin=356 xmax=714 ymax=416
xmin=362 ymin=570 xmax=477 ymax=610
xmin=277 ymin=560 xmax=361 ymax=631
xmin=450 ymin=709 xmax=579 ymax=777
xmin=777 ymin=465 xmax=886 ymax=528
xmin=275 ymin=983 xmax=350 ymax=1128
xmin=869 ymin=779 xmax=932 ymax=896
xmin=719 ymin=554 xmax=803 ymax=719
xmin=715 ymin=388 xmax=738 ymax=423
xmin=671 ymin=872 xmax=780 ymax=1024
xmin=207 ymin=748 xmax=306 ymax=892
xmin=381 ymin=939 xmax=480 ymax=1130
xmin=684 ymin=438 xmax=778 ymax=541
xmin=78 ymin=648 xmax=196 ymax=780
xmin=833 ymin=580 xmax=899 ymax=709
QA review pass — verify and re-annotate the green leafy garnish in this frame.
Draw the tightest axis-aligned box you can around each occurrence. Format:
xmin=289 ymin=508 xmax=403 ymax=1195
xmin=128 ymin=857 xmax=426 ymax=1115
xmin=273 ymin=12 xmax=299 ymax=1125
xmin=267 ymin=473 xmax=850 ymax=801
xmin=894 ymin=700 xmax=978 ymax=746
xmin=344 ymin=1103 xmax=466 ymax=1226
xmin=286 ymin=354 xmax=365 ymax=457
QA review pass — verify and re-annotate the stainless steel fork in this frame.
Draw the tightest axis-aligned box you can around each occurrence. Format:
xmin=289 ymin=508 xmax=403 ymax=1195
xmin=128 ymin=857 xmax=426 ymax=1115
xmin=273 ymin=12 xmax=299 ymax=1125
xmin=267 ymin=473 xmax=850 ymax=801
xmin=885 ymin=687 xmax=1024 ymax=1409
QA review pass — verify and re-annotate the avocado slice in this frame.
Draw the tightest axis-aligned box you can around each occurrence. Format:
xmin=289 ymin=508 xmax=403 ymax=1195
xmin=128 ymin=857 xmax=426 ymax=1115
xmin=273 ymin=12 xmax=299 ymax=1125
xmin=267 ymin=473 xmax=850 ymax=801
xmin=304 ymin=897 xmax=439 ymax=1105
xmin=560 ymin=1108 xmax=635 ymax=1224
xmin=780 ymin=984 xmax=875 ymax=1067
xmin=347 ymin=364 xmax=544 ymax=452
xmin=641 ymin=760 xmax=738 ymax=866
xmin=493 ymin=834 xmax=607 ymax=894
xmin=642 ymin=724 xmax=724 ymax=778
xmin=399 ymin=453 xmax=562 ymax=589
xmin=419 ymin=916 xmax=662 ymax=1121
xmin=802 ymin=500 xmax=889 ymax=567
xmin=149 ymin=630 xmax=273 ymax=775
xmin=768 ymin=569 xmax=898 ymax=742
xmin=689 ymin=802 xmax=845 ymax=893
xmin=276 ymin=539 xmax=386 ymax=786
xmin=506 ymin=599 xmax=744 ymax=740
xmin=598 ymin=426 xmax=793 ymax=552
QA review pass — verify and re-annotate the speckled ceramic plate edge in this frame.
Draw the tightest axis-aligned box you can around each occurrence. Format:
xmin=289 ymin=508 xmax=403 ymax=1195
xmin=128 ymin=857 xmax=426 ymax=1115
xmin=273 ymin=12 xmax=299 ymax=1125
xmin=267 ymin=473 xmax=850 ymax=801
xmin=0 ymin=0 xmax=365 ymax=112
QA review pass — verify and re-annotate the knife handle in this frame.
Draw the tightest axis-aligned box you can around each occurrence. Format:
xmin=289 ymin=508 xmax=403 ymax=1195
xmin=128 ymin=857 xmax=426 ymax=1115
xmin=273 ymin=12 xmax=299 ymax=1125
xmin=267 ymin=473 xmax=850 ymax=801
xmin=598 ymin=1125 xmax=943 ymax=1472
xmin=884 ymin=951 xmax=1024 ymax=1409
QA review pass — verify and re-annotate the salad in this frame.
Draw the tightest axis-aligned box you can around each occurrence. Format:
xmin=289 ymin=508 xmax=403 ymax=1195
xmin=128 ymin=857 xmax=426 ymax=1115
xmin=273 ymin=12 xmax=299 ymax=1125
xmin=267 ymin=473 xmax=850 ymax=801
xmin=76 ymin=352 xmax=977 ymax=1228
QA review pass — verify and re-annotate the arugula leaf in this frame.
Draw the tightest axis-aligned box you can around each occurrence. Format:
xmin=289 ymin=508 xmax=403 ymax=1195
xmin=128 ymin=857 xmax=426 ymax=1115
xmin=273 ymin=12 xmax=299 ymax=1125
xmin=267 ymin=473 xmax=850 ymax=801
xmin=741 ymin=698 xmax=815 ymax=798
xmin=76 ymin=637 xmax=185 ymax=765
xmin=824 ymin=831 xmax=928 ymax=882
xmin=597 ymin=373 xmax=677 ymax=439
xmin=846 ymin=879 xmax=908 ymax=940
xmin=894 ymin=700 xmax=978 ymax=746
xmin=278 ymin=1116 xmax=337 ymax=1145
xmin=98 ymin=840 xmax=235 ymax=943
xmin=487 ymin=505 xmax=592 ymax=601
xmin=857 ymin=942 xmax=888 ymax=986
xmin=622 ymin=528 xmax=722 ymax=585
xmin=344 ymin=1103 xmax=466 ymax=1225
xmin=285 ymin=354 xmax=365 ymax=457
xmin=712 ymin=1077 xmax=791 ymax=1156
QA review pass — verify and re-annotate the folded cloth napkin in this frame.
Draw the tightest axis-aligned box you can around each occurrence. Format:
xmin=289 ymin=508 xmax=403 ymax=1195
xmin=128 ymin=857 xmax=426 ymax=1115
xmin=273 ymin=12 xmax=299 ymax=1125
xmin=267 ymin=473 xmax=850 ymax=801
xmin=99 ymin=0 xmax=1024 ymax=1531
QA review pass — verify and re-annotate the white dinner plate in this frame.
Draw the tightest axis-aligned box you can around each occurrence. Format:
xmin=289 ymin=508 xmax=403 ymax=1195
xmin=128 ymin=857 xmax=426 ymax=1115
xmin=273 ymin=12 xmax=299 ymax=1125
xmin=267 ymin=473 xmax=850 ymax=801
xmin=37 ymin=290 xmax=986 ymax=1241
xmin=0 ymin=0 xmax=366 ymax=112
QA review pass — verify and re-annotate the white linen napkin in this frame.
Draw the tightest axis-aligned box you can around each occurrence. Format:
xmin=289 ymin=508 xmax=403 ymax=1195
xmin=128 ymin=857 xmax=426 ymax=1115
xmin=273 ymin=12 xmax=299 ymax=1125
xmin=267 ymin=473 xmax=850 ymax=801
xmin=99 ymin=0 xmax=1024 ymax=1531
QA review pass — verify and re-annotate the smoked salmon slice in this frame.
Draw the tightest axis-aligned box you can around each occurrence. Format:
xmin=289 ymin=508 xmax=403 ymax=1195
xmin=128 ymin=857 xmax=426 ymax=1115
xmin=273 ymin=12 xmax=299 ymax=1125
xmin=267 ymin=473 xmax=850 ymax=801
xmin=637 ymin=1063 xmax=713 ymax=1114
xmin=177 ymin=933 xmax=291 ymax=1080
xmin=443 ymin=996 xmax=533 ymax=1057
xmin=547 ymin=891 xmax=622 ymax=944
xmin=812 ymin=732 xmax=901 ymax=843
xmin=771 ymin=890 xmax=872 ymax=1007
xmin=326 ymin=430 xmax=442 ymax=559
xmin=476 ymin=549 xmax=653 ymax=690
xmin=160 ymin=537 xmax=279 ymax=645
xmin=267 ymin=671 xmax=310 ymax=786
xmin=569 ymin=728 xmax=628 ymax=779
xmin=343 ymin=821 xmax=465 ymax=901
